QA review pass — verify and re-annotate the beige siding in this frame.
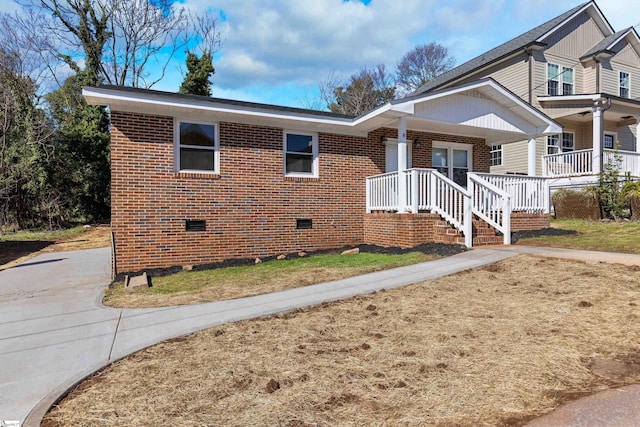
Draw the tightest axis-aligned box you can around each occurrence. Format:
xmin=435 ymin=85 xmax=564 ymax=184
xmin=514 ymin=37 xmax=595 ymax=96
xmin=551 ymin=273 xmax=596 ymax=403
xmin=583 ymin=64 xmax=597 ymax=93
xmin=612 ymin=124 xmax=636 ymax=151
xmin=490 ymin=139 xmax=529 ymax=174
xmin=457 ymin=53 xmax=530 ymax=102
xmin=545 ymin=11 xmax=605 ymax=59
xmin=601 ymin=40 xmax=640 ymax=98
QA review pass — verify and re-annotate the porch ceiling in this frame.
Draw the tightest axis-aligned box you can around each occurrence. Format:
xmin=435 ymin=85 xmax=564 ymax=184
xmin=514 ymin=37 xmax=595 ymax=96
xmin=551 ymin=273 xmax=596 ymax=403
xmin=538 ymin=95 xmax=640 ymax=124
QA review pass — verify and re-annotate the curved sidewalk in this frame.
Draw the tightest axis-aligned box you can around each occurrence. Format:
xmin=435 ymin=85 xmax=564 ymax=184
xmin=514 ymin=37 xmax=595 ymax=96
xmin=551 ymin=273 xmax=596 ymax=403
xmin=0 ymin=246 xmax=516 ymax=426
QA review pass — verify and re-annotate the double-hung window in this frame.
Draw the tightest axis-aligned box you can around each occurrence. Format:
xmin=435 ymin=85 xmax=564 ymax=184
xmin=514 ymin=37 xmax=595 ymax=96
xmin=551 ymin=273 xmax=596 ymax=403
xmin=547 ymin=63 xmax=574 ymax=95
xmin=490 ymin=145 xmax=502 ymax=166
xmin=547 ymin=132 xmax=574 ymax=154
xmin=284 ymin=131 xmax=318 ymax=177
xmin=620 ymin=71 xmax=630 ymax=98
xmin=176 ymin=121 xmax=219 ymax=172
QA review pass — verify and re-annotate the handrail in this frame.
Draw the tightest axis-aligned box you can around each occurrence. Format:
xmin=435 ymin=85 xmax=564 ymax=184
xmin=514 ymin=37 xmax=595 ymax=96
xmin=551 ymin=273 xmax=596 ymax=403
xmin=468 ymin=173 xmax=511 ymax=244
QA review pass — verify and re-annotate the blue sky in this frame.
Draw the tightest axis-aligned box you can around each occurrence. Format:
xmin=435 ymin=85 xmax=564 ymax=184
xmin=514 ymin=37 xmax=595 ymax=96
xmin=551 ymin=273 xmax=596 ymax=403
xmin=4 ymin=0 xmax=638 ymax=108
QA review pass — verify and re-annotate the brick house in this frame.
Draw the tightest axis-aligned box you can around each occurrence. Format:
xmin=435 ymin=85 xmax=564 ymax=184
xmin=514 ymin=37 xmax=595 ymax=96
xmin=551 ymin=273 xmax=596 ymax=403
xmin=84 ymin=78 xmax=559 ymax=275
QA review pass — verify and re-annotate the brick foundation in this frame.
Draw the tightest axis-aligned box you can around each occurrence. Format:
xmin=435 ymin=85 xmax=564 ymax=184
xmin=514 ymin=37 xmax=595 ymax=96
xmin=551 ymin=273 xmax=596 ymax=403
xmin=364 ymin=212 xmax=443 ymax=248
xmin=510 ymin=212 xmax=552 ymax=231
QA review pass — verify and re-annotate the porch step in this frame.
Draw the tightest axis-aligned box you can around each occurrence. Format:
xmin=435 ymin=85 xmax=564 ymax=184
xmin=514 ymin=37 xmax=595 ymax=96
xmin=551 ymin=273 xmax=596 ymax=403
xmin=432 ymin=216 xmax=505 ymax=247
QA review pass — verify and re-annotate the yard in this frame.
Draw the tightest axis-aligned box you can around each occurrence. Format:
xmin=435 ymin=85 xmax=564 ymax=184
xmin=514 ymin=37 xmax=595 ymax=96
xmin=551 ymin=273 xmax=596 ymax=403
xmin=514 ymin=218 xmax=640 ymax=254
xmin=44 ymin=254 xmax=640 ymax=426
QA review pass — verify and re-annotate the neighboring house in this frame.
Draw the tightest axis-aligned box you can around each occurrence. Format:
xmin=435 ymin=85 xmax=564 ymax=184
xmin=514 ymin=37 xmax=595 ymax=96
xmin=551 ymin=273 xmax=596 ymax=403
xmin=84 ymin=79 xmax=558 ymax=275
xmin=414 ymin=0 xmax=640 ymax=187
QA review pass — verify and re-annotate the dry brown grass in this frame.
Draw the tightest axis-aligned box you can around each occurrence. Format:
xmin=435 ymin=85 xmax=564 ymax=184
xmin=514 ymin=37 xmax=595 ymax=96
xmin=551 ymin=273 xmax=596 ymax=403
xmin=45 ymin=255 xmax=640 ymax=426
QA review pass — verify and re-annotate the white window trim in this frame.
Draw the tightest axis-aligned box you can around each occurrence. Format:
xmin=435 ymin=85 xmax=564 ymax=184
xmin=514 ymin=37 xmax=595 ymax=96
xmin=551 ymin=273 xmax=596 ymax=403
xmin=432 ymin=140 xmax=473 ymax=177
xmin=490 ymin=144 xmax=503 ymax=167
xmin=547 ymin=131 xmax=575 ymax=154
xmin=283 ymin=130 xmax=319 ymax=178
xmin=562 ymin=131 xmax=575 ymax=152
xmin=604 ymin=131 xmax=617 ymax=149
xmin=619 ymin=71 xmax=630 ymax=98
xmin=547 ymin=63 xmax=574 ymax=96
xmin=174 ymin=118 xmax=220 ymax=174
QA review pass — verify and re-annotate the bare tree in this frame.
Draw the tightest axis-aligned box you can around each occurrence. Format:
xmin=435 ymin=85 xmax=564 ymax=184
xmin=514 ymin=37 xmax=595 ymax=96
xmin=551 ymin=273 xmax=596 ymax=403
xmin=321 ymin=65 xmax=396 ymax=116
xmin=396 ymin=42 xmax=455 ymax=94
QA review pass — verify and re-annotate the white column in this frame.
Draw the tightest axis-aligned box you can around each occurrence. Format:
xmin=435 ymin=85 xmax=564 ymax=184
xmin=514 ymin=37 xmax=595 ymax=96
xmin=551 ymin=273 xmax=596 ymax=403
xmin=397 ymin=116 xmax=408 ymax=212
xmin=527 ymin=137 xmax=537 ymax=176
xmin=635 ymin=121 xmax=640 ymax=154
xmin=592 ymin=104 xmax=604 ymax=175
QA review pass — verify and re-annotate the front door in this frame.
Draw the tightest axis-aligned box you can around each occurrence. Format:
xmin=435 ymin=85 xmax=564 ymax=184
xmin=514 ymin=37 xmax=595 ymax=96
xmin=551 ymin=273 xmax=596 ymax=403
xmin=432 ymin=142 xmax=472 ymax=186
xmin=385 ymin=139 xmax=413 ymax=173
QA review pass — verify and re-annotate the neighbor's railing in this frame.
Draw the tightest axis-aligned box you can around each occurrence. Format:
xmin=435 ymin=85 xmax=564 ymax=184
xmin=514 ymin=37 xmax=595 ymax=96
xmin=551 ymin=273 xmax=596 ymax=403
xmin=604 ymin=149 xmax=640 ymax=177
xmin=542 ymin=149 xmax=593 ymax=177
xmin=468 ymin=174 xmax=511 ymax=245
xmin=472 ymin=172 xmax=549 ymax=213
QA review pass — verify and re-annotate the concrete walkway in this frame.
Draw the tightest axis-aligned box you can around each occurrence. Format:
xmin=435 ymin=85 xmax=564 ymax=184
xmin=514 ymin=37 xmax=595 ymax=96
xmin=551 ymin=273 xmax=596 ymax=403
xmin=0 ymin=246 xmax=517 ymax=426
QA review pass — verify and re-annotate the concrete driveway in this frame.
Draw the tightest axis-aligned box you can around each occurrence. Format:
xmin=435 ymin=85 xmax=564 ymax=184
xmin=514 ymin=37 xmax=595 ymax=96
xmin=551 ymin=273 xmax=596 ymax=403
xmin=0 ymin=247 xmax=116 ymax=424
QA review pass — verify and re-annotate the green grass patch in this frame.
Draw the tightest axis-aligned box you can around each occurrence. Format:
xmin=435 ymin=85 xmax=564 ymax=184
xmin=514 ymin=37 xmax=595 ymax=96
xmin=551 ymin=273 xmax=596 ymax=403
xmin=516 ymin=218 xmax=640 ymax=254
xmin=105 ymin=251 xmax=435 ymax=308
xmin=0 ymin=226 xmax=87 ymax=242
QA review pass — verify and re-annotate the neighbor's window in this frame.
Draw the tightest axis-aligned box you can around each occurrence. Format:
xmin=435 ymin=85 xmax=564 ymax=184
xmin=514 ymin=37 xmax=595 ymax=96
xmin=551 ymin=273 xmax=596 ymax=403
xmin=547 ymin=63 xmax=574 ymax=96
xmin=284 ymin=131 xmax=318 ymax=176
xmin=177 ymin=121 xmax=218 ymax=172
xmin=604 ymin=133 xmax=616 ymax=149
xmin=547 ymin=132 xmax=574 ymax=154
xmin=620 ymin=71 xmax=630 ymax=98
xmin=490 ymin=145 xmax=502 ymax=166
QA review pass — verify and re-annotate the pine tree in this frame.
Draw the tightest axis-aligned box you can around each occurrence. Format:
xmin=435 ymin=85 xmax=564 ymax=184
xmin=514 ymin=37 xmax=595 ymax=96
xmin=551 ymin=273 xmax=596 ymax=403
xmin=179 ymin=51 xmax=215 ymax=96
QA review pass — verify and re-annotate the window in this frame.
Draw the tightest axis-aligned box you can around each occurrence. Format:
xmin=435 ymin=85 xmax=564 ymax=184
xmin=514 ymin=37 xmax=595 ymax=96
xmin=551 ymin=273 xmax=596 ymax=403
xmin=490 ymin=145 xmax=502 ymax=166
xmin=176 ymin=121 xmax=218 ymax=172
xmin=547 ymin=132 xmax=574 ymax=154
xmin=284 ymin=131 xmax=318 ymax=176
xmin=604 ymin=132 xmax=617 ymax=149
xmin=620 ymin=71 xmax=630 ymax=98
xmin=432 ymin=141 xmax=473 ymax=187
xmin=547 ymin=63 xmax=574 ymax=96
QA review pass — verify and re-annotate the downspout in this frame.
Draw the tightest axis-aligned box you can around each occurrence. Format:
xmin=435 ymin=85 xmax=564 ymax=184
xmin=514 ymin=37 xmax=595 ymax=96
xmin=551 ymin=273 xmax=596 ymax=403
xmin=595 ymin=58 xmax=601 ymax=93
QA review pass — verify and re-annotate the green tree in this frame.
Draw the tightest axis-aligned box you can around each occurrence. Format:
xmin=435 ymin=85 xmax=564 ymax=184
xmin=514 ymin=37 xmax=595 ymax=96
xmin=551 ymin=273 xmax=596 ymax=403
xmin=179 ymin=51 xmax=215 ymax=96
xmin=45 ymin=71 xmax=111 ymax=221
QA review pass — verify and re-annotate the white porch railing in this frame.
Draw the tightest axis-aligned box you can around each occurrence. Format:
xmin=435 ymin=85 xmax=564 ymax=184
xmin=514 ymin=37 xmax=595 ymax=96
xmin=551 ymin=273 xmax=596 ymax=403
xmin=543 ymin=149 xmax=640 ymax=178
xmin=471 ymin=173 xmax=549 ymax=213
xmin=468 ymin=174 xmax=511 ymax=245
xmin=542 ymin=149 xmax=593 ymax=177
xmin=604 ymin=149 xmax=640 ymax=176
xmin=366 ymin=168 xmax=473 ymax=247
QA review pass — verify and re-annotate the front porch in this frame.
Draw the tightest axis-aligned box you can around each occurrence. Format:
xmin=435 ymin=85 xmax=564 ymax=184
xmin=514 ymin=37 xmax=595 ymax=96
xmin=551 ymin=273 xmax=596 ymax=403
xmin=365 ymin=169 xmax=550 ymax=248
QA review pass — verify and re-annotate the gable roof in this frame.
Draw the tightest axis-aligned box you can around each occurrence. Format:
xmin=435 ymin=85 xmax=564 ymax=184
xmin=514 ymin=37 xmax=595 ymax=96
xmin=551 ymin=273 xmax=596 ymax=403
xmin=581 ymin=28 xmax=635 ymax=59
xmin=413 ymin=1 xmax=611 ymax=95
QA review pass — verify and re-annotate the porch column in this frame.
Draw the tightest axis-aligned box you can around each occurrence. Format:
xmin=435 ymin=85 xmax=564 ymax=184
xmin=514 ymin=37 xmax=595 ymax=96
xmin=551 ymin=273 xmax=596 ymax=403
xmin=635 ymin=121 xmax=640 ymax=153
xmin=527 ymin=137 xmax=537 ymax=176
xmin=397 ymin=116 xmax=408 ymax=212
xmin=592 ymin=103 xmax=605 ymax=175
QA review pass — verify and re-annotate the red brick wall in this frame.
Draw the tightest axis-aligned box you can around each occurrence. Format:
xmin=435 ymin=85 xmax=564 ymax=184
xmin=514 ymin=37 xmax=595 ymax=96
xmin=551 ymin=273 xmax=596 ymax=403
xmin=110 ymin=112 xmax=489 ymax=274
xmin=510 ymin=213 xmax=551 ymax=231
xmin=364 ymin=212 xmax=442 ymax=248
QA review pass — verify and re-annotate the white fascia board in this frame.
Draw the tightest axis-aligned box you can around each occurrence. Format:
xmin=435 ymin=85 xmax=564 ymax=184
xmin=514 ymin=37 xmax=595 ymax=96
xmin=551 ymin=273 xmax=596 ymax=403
xmin=82 ymin=87 xmax=354 ymax=128
xmin=350 ymin=103 xmax=394 ymax=126
xmin=538 ymin=94 xmax=603 ymax=102
xmin=538 ymin=123 xmax=564 ymax=135
xmin=537 ymin=3 xmax=613 ymax=43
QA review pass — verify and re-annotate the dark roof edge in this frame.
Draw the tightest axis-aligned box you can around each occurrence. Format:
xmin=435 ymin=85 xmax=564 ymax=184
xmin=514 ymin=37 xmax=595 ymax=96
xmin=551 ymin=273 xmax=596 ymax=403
xmin=86 ymin=85 xmax=356 ymax=120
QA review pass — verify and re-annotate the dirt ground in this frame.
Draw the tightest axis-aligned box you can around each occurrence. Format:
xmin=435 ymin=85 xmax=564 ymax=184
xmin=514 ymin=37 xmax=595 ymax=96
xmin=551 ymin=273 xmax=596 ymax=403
xmin=44 ymin=255 xmax=640 ymax=426
xmin=0 ymin=225 xmax=111 ymax=270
